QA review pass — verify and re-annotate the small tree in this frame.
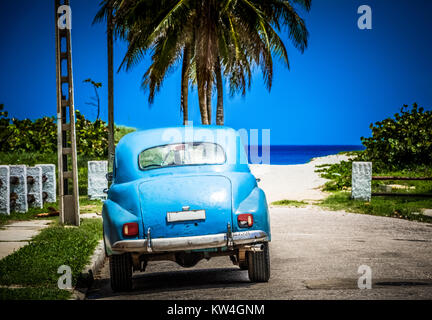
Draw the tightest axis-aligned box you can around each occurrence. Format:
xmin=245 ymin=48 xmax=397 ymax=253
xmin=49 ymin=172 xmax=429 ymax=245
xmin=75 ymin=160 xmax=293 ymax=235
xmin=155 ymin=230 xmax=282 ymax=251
xmin=83 ymin=78 xmax=103 ymax=120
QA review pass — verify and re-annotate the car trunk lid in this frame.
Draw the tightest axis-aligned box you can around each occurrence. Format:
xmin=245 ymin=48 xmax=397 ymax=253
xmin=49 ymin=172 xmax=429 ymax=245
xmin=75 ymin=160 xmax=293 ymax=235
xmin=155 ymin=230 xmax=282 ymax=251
xmin=139 ymin=174 xmax=233 ymax=239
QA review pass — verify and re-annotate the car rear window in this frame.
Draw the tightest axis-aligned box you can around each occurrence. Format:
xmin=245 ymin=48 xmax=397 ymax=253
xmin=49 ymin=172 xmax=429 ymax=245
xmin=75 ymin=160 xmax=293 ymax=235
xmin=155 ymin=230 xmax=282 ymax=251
xmin=138 ymin=142 xmax=226 ymax=170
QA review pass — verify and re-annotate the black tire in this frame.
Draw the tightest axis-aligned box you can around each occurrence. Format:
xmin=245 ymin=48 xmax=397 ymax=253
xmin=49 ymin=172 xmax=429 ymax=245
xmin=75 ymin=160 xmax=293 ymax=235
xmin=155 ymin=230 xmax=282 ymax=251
xmin=109 ymin=253 xmax=133 ymax=292
xmin=247 ymin=242 xmax=270 ymax=282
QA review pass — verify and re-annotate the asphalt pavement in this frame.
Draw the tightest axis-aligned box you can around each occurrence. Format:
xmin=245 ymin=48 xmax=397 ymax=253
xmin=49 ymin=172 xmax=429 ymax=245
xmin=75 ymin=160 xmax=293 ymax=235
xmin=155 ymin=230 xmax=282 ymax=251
xmin=86 ymin=206 xmax=432 ymax=300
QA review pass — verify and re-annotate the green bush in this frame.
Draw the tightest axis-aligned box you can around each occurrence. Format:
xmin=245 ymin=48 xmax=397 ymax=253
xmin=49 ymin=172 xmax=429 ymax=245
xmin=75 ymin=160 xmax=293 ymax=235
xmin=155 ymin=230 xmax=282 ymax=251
xmin=75 ymin=110 xmax=108 ymax=157
xmin=316 ymin=103 xmax=432 ymax=191
xmin=316 ymin=161 xmax=353 ymax=191
xmin=0 ymin=104 xmax=109 ymax=158
xmin=0 ymin=105 xmax=137 ymax=196
xmin=360 ymin=103 xmax=432 ymax=170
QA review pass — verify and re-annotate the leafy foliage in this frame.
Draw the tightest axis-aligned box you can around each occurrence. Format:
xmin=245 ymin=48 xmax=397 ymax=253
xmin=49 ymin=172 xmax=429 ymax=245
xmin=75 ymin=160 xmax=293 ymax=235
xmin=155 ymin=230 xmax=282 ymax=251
xmin=0 ymin=106 xmax=136 ymax=198
xmin=0 ymin=105 xmax=109 ymax=157
xmin=360 ymin=103 xmax=432 ymax=170
xmin=75 ymin=110 xmax=108 ymax=157
xmin=0 ymin=104 xmax=57 ymax=153
xmin=315 ymin=161 xmax=353 ymax=191
xmin=317 ymin=103 xmax=432 ymax=191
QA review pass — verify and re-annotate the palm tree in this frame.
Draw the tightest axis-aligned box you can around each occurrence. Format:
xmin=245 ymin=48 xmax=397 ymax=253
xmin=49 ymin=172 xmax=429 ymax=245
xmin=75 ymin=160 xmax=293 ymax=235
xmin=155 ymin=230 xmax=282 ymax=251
xmin=94 ymin=0 xmax=311 ymax=125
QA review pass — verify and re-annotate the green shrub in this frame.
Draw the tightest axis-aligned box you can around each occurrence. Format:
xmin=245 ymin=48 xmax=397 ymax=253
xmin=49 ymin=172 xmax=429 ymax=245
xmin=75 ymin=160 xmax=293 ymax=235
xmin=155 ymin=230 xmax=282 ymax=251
xmin=0 ymin=105 xmax=109 ymax=158
xmin=75 ymin=110 xmax=108 ymax=157
xmin=317 ymin=103 xmax=432 ymax=192
xmin=316 ymin=161 xmax=353 ymax=191
xmin=360 ymin=103 xmax=432 ymax=170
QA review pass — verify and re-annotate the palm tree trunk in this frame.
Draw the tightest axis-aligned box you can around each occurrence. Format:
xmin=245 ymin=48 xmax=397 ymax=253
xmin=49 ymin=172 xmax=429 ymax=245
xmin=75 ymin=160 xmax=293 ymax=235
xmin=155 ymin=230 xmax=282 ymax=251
xmin=196 ymin=62 xmax=209 ymax=125
xmin=215 ymin=56 xmax=224 ymax=125
xmin=181 ymin=46 xmax=190 ymax=125
xmin=198 ymin=83 xmax=209 ymax=125
xmin=206 ymin=75 xmax=212 ymax=124
xmin=196 ymin=2 xmax=209 ymax=125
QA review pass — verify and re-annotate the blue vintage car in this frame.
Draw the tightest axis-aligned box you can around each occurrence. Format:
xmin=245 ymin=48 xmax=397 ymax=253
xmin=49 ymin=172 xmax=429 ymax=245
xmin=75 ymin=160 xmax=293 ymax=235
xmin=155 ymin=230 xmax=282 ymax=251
xmin=103 ymin=126 xmax=271 ymax=291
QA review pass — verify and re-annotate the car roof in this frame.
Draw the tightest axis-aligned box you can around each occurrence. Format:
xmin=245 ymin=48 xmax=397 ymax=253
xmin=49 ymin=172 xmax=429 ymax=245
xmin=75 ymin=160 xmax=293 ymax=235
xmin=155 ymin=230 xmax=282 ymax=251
xmin=117 ymin=125 xmax=238 ymax=151
xmin=114 ymin=126 xmax=249 ymax=183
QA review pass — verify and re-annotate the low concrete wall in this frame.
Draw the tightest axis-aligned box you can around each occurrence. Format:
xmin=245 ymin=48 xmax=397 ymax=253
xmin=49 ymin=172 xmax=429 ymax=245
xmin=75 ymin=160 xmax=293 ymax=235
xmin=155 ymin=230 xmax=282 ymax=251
xmin=0 ymin=166 xmax=10 ymax=215
xmin=0 ymin=164 xmax=56 ymax=214
xmin=88 ymin=161 xmax=108 ymax=200
xmin=27 ymin=166 xmax=43 ymax=209
xmin=36 ymin=164 xmax=56 ymax=203
xmin=10 ymin=165 xmax=28 ymax=213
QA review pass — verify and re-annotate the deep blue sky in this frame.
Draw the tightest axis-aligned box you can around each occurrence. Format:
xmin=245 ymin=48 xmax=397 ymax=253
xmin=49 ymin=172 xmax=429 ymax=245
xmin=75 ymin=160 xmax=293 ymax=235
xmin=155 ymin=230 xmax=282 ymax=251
xmin=0 ymin=0 xmax=431 ymax=145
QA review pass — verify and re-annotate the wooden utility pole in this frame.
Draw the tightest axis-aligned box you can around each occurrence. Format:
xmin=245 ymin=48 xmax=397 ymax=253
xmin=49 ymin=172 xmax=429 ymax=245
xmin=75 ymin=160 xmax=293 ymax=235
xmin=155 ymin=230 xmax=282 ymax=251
xmin=107 ymin=6 xmax=115 ymax=171
xmin=54 ymin=0 xmax=80 ymax=225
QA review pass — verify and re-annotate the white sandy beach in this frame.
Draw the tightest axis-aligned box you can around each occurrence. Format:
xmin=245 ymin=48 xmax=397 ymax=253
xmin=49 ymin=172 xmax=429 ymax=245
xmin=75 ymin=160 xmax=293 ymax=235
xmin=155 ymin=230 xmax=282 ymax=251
xmin=249 ymin=154 xmax=351 ymax=203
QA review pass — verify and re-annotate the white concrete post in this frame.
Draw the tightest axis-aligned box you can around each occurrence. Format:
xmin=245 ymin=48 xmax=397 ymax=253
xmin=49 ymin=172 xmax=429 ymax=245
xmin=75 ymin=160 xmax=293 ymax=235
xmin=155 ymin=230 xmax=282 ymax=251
xmin=88 ymin=161 xmax=108 ymax=200
xmin=0 ymin=166 xmax=10 ymax=215
xmin=27 ymin=167 xmax=43 ymax=209
xmin=10 ymin=165 xmax=28 ymax=213
xmin=36 ymin=164 xmax=57 ymax=203
xmin=351 ymin=162 xmax=372 ymax=201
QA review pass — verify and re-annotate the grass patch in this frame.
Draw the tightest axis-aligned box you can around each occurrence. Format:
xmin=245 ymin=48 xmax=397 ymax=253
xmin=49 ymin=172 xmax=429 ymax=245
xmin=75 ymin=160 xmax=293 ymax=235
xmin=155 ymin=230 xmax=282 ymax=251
xmin=79 ymin=196 xmax=103 ymax=214
xmin=0 ymin=287 xmax=72 ymax=300
xmin=317 ymin=158 xmax=432 ymax=223
xmin=271 ymin=199 xmax=309 ymax=207
xmin=0 ymin=218 xmax=103 ymax=300
xmin=316 ymin=152 xmax=432 ymax=194
xmin=319 ymin=192 xmax=432 ymax=223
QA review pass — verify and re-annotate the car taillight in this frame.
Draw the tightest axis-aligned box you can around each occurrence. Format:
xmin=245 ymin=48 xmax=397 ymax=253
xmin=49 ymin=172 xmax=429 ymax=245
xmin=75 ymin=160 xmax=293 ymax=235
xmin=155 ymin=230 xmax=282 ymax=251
xmin=238 ymin=214 xmax=253 ymax=228
xmin=123 ymin=223 xmax=139 ymax=237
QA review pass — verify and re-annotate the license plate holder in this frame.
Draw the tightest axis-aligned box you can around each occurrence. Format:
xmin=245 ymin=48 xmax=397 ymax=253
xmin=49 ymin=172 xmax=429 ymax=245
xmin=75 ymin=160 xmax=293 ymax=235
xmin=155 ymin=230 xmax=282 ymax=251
xmin=167 ymin=210 xmax=206 ymax=223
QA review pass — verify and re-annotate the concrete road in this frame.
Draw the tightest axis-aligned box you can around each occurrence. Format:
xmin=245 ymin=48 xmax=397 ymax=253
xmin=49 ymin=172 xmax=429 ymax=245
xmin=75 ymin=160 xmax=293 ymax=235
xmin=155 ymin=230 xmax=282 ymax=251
xmin=86 ymin=207 xmax=432 ymax=300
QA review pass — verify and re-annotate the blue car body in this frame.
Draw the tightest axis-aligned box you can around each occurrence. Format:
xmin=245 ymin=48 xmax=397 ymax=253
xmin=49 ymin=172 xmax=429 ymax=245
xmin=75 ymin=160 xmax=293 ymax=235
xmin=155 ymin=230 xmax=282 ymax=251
xmin=103 ymin=126 xmax=271 ymax=271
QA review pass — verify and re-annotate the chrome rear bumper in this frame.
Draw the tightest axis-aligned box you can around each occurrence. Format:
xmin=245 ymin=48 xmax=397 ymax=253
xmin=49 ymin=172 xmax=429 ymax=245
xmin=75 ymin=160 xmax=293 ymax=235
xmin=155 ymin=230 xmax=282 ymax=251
xmin=111 ymin=230 xmax=268 ymax=254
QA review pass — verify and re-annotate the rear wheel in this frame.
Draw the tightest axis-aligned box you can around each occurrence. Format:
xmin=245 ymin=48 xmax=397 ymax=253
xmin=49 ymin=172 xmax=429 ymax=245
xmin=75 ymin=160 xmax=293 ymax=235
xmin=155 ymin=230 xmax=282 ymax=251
xmin=109 ymin=253 xmax=133 ymax=292
xmin=247 ymin=242 xmax=270 ymax=282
